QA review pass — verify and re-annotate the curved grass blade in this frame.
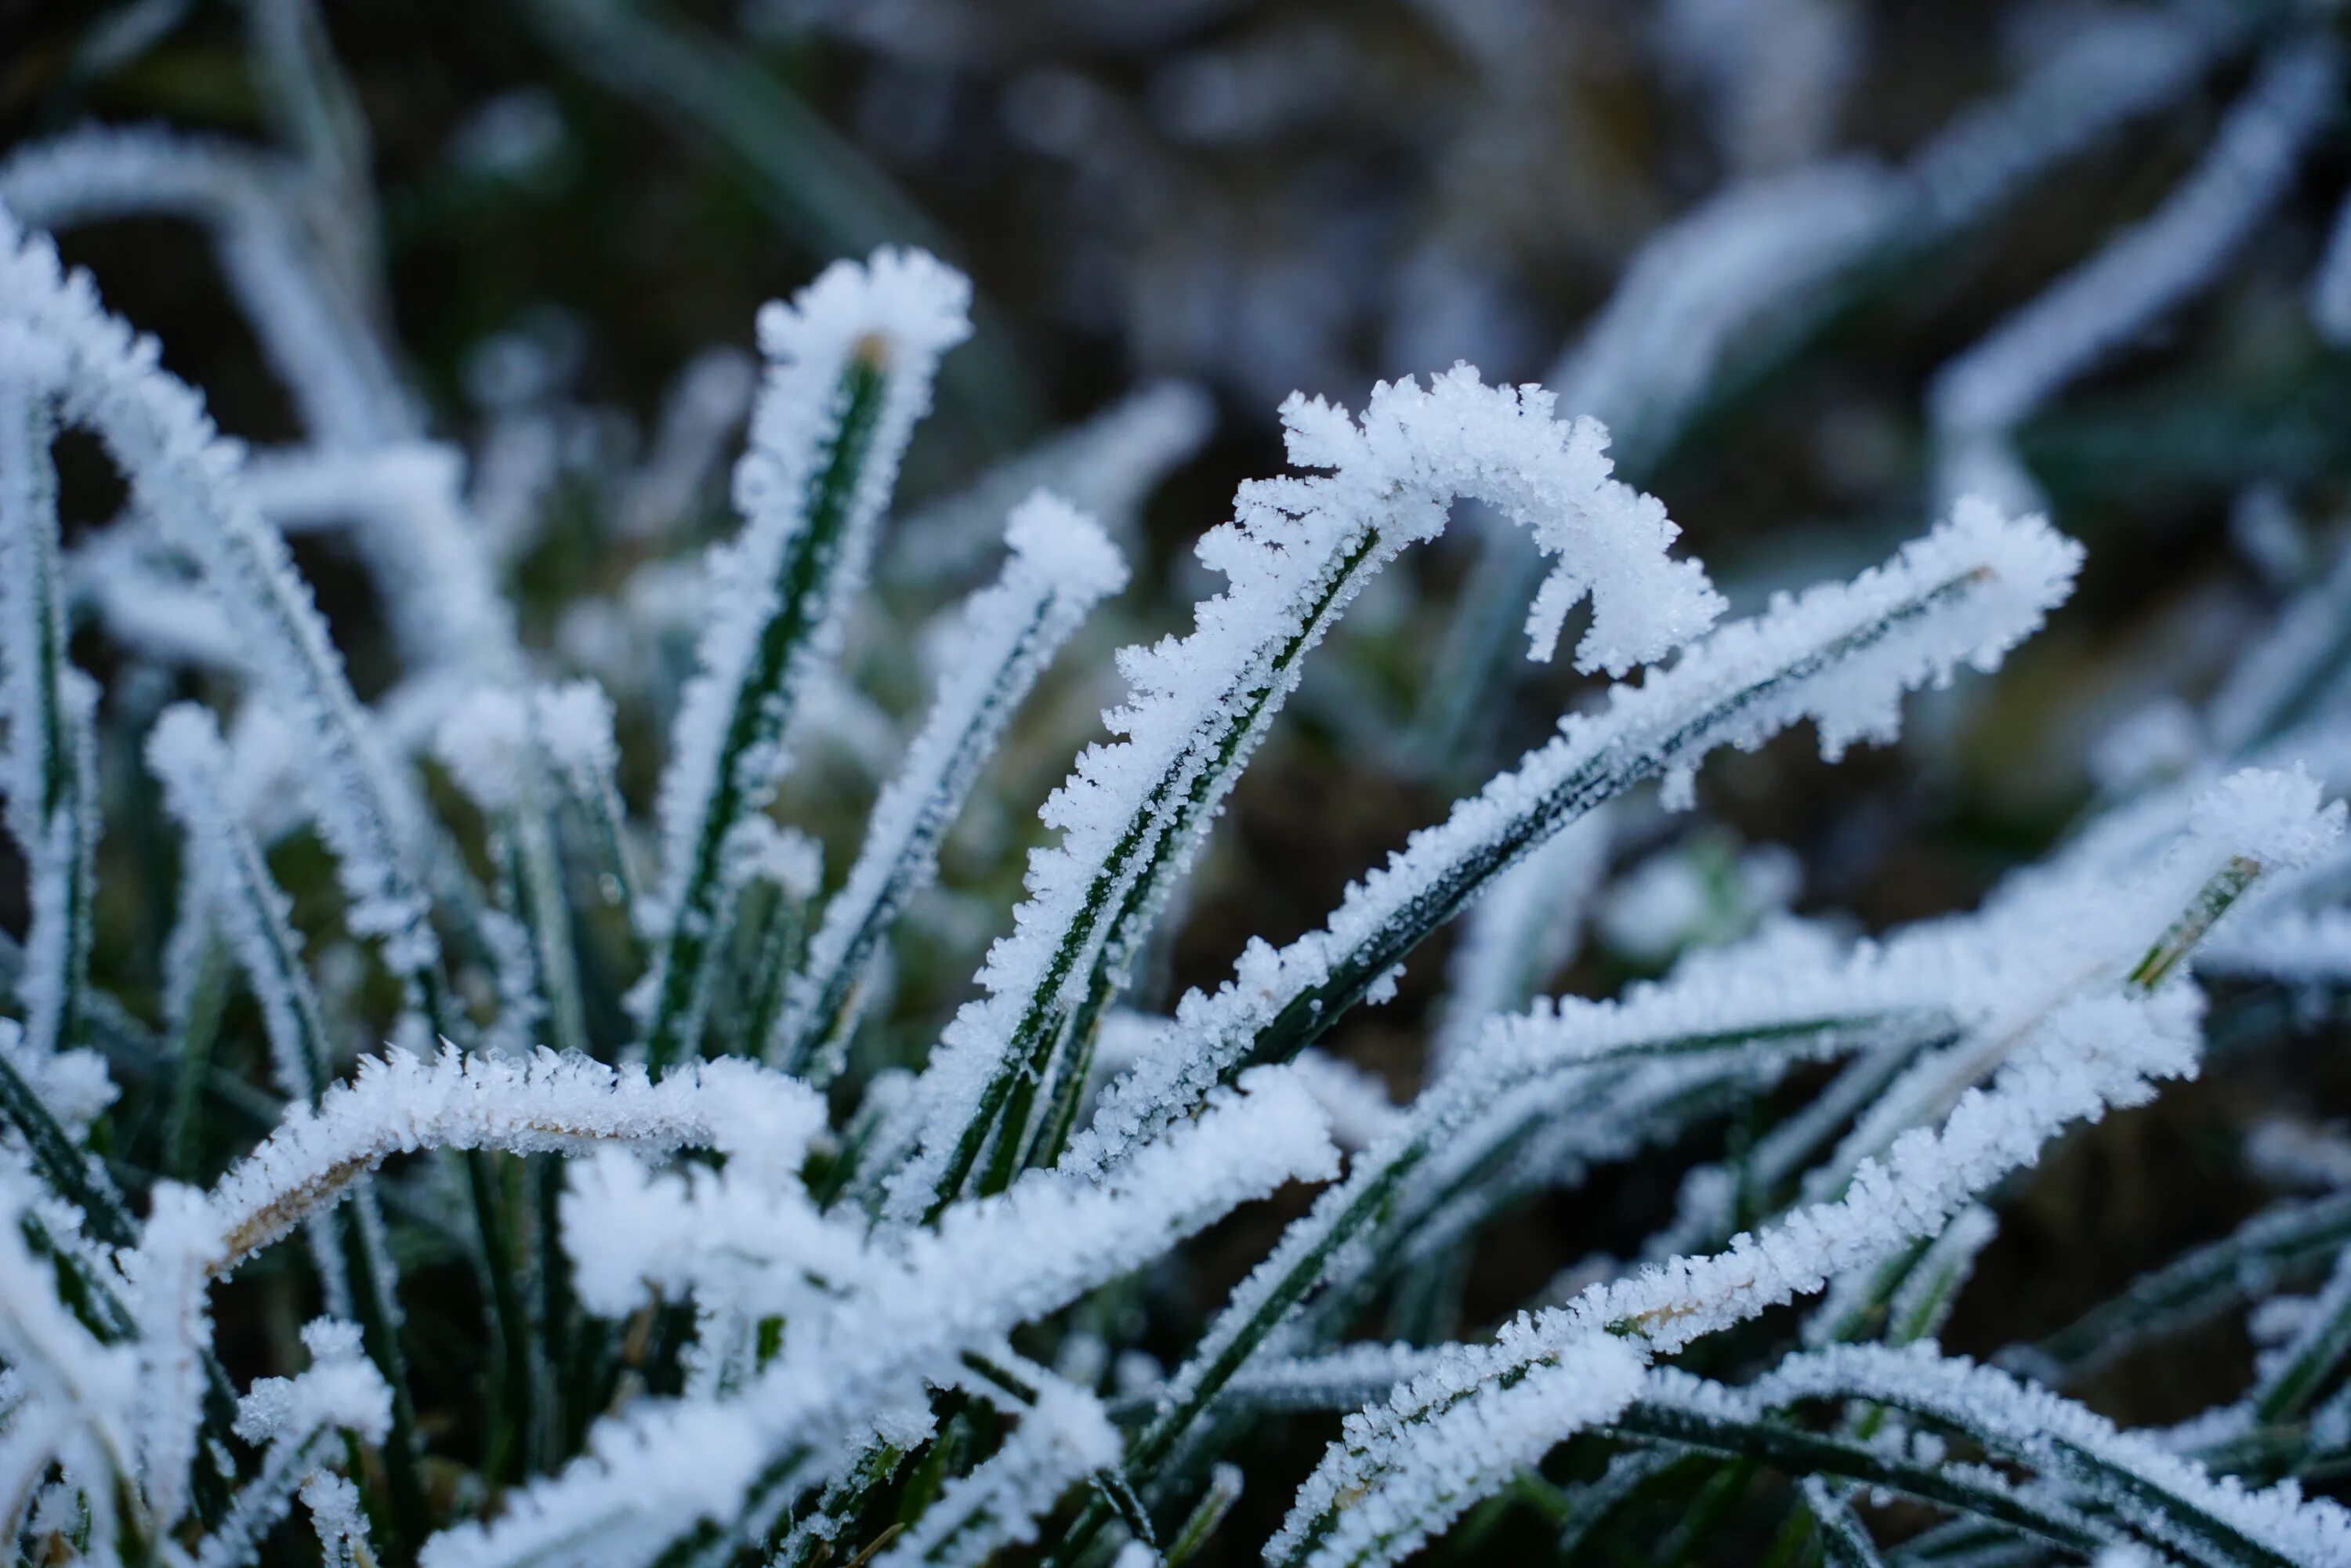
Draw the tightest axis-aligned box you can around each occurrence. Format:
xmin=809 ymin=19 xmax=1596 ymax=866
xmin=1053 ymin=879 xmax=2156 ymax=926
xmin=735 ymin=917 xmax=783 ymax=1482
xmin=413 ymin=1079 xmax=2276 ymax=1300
xmin=1069 ymin=502 xmax=2078 ymax=1175
xmin=887 ymin=366 xmax=1722 ymax=1223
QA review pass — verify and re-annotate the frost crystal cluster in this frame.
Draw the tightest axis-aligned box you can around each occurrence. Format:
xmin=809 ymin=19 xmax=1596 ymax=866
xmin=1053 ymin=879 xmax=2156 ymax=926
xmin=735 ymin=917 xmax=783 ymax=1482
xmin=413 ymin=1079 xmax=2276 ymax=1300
xmin=5 ymin=5 xmax=2351 ymax=1568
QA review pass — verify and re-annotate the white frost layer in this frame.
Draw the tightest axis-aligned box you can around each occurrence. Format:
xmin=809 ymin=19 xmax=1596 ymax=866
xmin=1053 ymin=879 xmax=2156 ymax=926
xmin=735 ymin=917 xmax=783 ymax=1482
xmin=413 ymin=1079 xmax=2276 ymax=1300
xmin=433 ymin=689 xmax=537 ymax=814
xmin=1271 ymin=983 xmax=2208 ymax=1567
xmin=646 ymin=245 xmax=967 ymax=976
xmin=1222 ymin=759 xmax=2316 ymax=1451
xmin=0 ymin=1020 xmax=113 ymax=1135
xmin=1266 ymin=759 xmax=2342 ymax=1568
xmin=864 ymin=1378 xmax=1118 ymax=1568
xmin=0 ymin=373 xmax=95 ymax=1074
xmin=234 ymin=1319 xmax=391 ymax=1448
xmin=1755 ymin=1344 xmax=2351 ymax=1566
xmin=1069 ymin=499 xmax=2079 ymax=1178
xmin=533 ymin=679 xmax=622 ymax=789
xmin=205 ymin=1047 xmax=825 ymax=1271
xmin=302 ymin=1472 xmax=374 ymax=1568
xmin=1154 ymin=934 xmax=1977 ymax=1455
xmin=420 ymin=1070 xmax=1334 ymax=1568
xmin=1806 ymin=766 xmax=2344 ymax=1199
xmin=887 ymin=366 xmax=1722 ymax=1221
xmin=121 ymin=1182 xmax=223 ymax=1530
xmin=0 ymin=206 xmax=441 ymax=980
xmin=0 ymin=1160 xmax=139 ymax=1536
xmin=777 ymin=492 xmax=1125 ymax=1066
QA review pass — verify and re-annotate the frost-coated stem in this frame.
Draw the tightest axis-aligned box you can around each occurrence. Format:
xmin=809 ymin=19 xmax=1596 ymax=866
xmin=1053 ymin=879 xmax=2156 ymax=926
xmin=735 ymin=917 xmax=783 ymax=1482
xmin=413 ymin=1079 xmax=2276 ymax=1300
xmin=1605 ymin=1374 xmax=2114 ymax=1557
xmin=241 ymin=443 xmax=522 ymax=686
xmin=162 ymin=911 xmax=234 ymax=1179
xmin=204 ymin=1047 xmax=823 ymax=1272
xmin=148 ymin=702 xmax=433 ymax=1544
xmin=1269 ymin=996 xmax=2200 ymax=1566
xmin=535 ymin=680 xmax=644 ymax=940
xmin=1817 ymin=771 xmax=2342 ymax=1200
xmin=0 ymin=382 xmax=95 ymax=1081
xmin=1268 ymin=768 xmax=2342 ymax=1566
xmin=944 ymin=526 xmax=1385 ymax=1211
xmin=1427 ymin=812 xmax=1611 ymax=1081
xmin=2250 ymin=1244 xmax=2351 ymax=1425
xmin=1802 ymin=1476 xmax=1888 ymax=1568
xmin=415 ymin=1072 xmax=1335 ymax=1568
xmin=197 ymin=1320 xmax=392 ymax=1568
xmin=887 ymin=368 xmax=1723 ymax=1223
xmin=511 ymin=801 xmax=592 ymax=1063
xmin=0 ymin=410 xmax=109 ymax=1359
xmin=864 ymin=1380 xmax=1118 ymax=1568
xmin=1753 ymin=1345 xmax=2351 ymax=1567
xmin=426 ymin=691 xmax=571 ymax=1486
xmin=1059 ymin=1001 xmax=1948 ymax=1563
xmin=643 ymin=249 xmax=969 ymax=1069
xmin=0 ymin=1168 xmax=146 ymax=1551
xmin=1067 ymin=500 xmax=2079 ymax=1178
xmin=150 ymin=707 xmax=342 ymax=1104
xmin=1367 ymin=1031 xmax=1898 ymax=1307
xmin=774 ymin=493 xmax=1125 ymax=1080
xmin=642 ymin=351 xmax=885 ymax=1064
xmin=240 ymin=0 xmax=380 ymax=315
xmin=1810 ymin=1204 xmax=1996 ymax=1353
xmin=0 ymin=208 xmax=443 ymax=1012
xmin=0 ymin=1056 xmax=156 ymax=1251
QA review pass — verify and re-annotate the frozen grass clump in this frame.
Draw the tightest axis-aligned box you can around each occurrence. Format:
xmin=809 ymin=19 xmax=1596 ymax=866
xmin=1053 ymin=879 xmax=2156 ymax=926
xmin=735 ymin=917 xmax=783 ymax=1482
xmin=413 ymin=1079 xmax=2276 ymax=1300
xmin=8 ymin=5 xmax=2351 ymax=1566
